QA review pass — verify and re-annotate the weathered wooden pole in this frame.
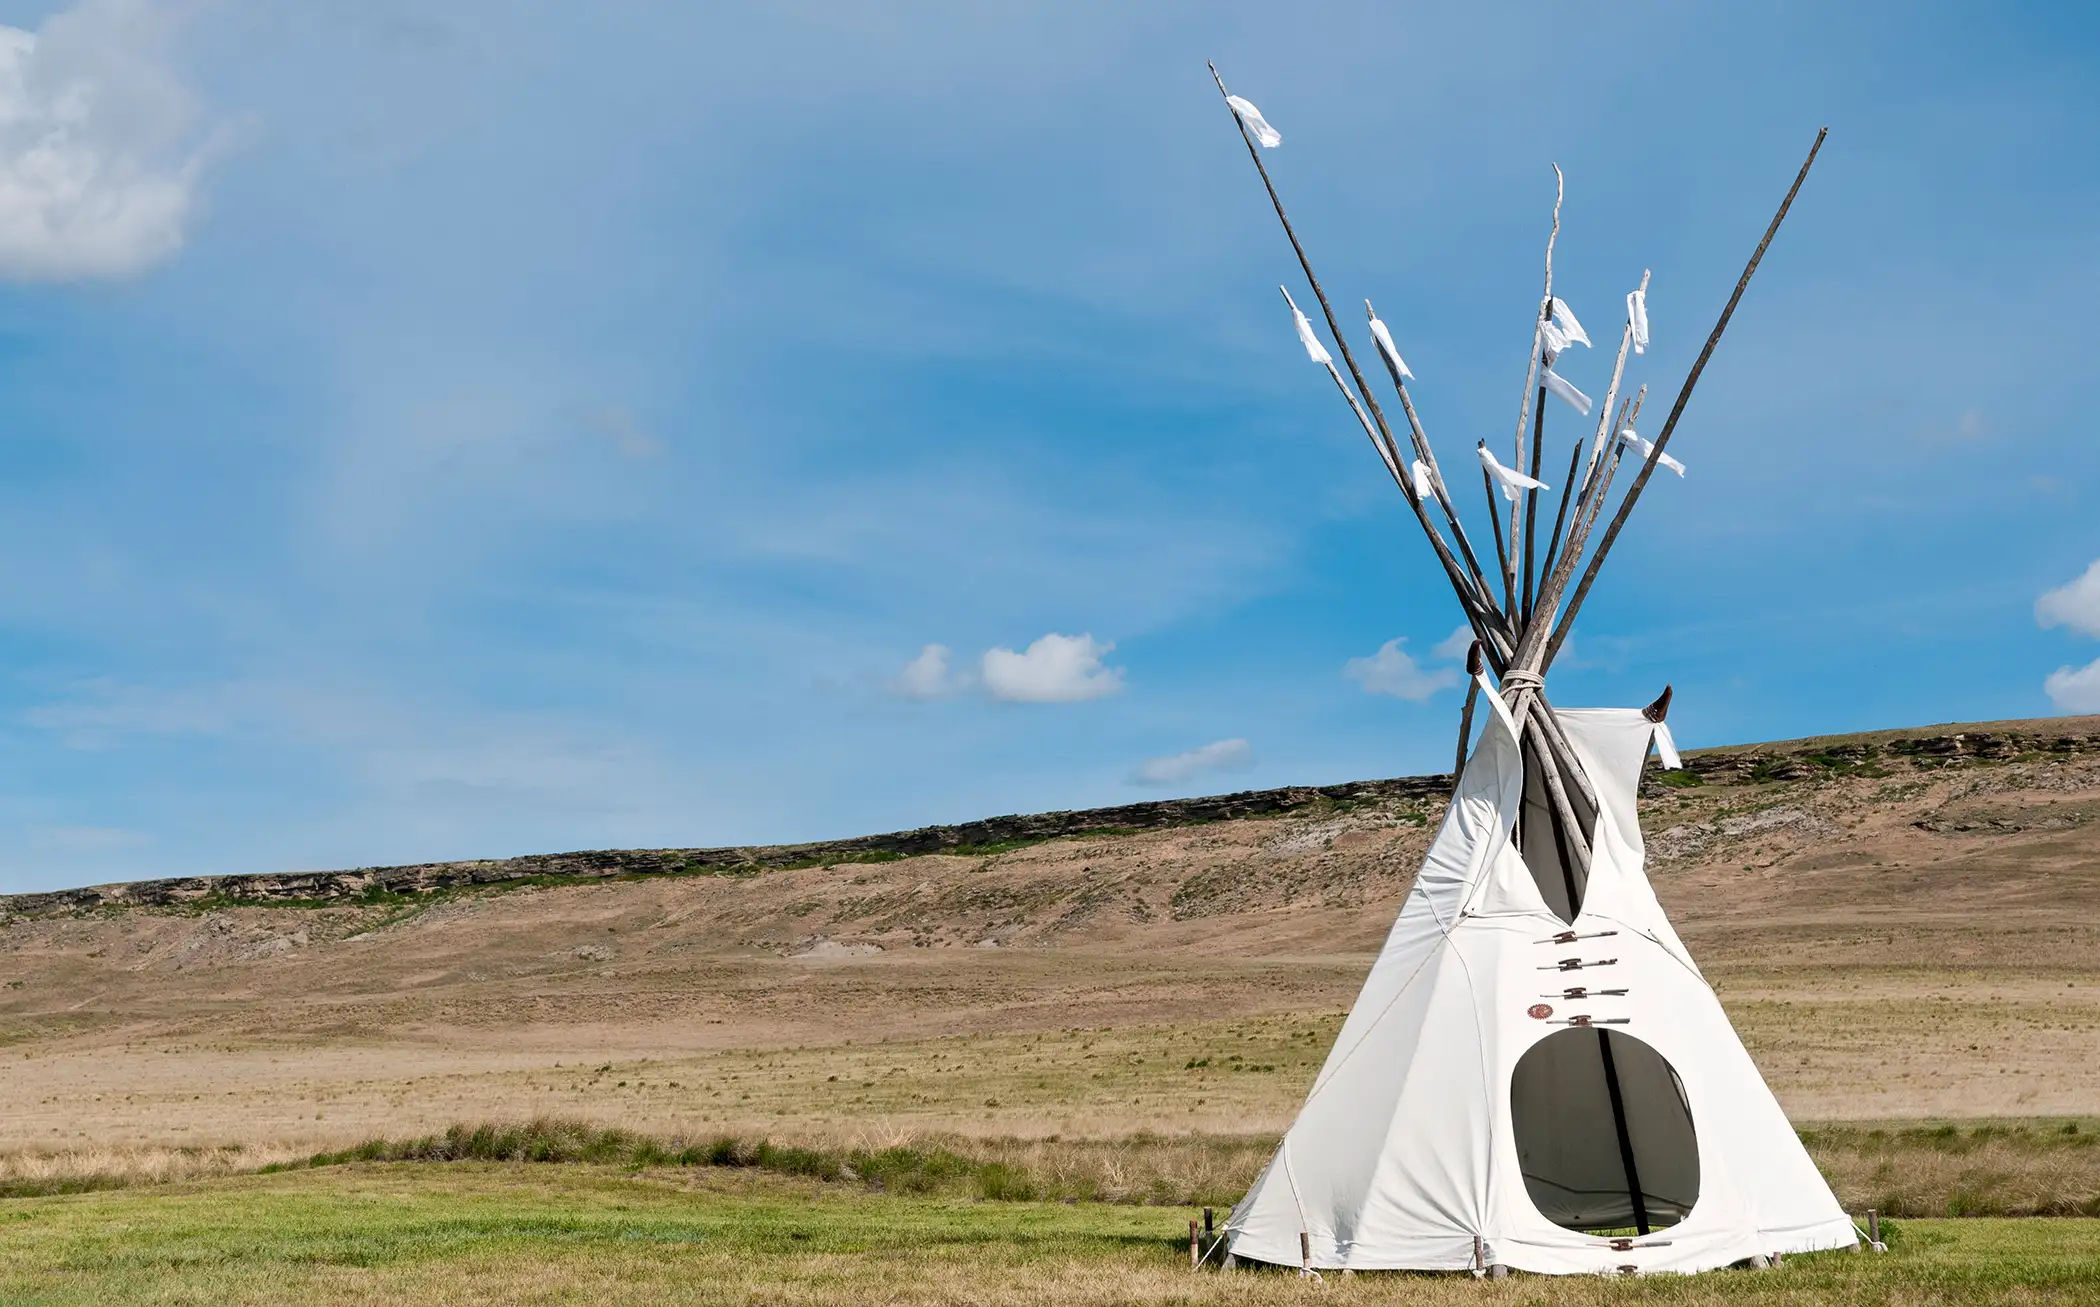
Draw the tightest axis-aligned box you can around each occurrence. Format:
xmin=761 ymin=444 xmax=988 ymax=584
xmin=1507 ymin=168 xmax=1563 ymax=611
xmin=1522 ymin=383 xmax=1547 ymax=622
xmin=1209 ymin=66 xmax=1518 ymax=660
xmin=1364 ymin=297 xmax=1499 ymax=606
xmin=1454 ymin=641 xmax=1484 ymax=781
xmin=1550 ymin=128 xmax=1828 ymax=656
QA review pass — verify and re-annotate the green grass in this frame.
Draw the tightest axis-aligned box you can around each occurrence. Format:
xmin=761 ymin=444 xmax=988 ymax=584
xmin=19 ymin=1110 xmax=2100 ymax=1220
xmin=3 ymin=1165 xmax=2100 ymax=1305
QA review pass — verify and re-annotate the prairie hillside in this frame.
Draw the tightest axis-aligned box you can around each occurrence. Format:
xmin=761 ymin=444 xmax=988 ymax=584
xmin=1 ymin=714 xmax=2097 ymax=1155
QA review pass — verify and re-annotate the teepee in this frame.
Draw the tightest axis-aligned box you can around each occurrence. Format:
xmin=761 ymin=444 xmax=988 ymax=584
xmin=1208 ymin=68 xmax=1858 ymax=1276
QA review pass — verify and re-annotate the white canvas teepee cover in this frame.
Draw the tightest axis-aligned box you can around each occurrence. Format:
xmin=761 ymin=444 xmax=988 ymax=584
xmin=1227 ymin=705 xmax=1855 ymax=1275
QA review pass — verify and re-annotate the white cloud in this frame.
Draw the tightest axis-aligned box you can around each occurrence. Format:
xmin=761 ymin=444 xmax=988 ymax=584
xmin=1344 ymin=637 xmax=1460 ymax=702
xmin=1131 ymin=738 xmax=1252 ymax=787
xmin=2038 ymin=559 xmax=2100 ymax=640
xmin=0 ymin=0 xmax=223 ymax=281
xmin=891 ymin=643 xmax=956 ymax=700
xmin=2045 ymin=657 xmax=2100 ymax=714
xmin=1431 ymin=624 xmax=1475 ymax=661
xmin=981 ymin=632 xmax=1123 ymax=703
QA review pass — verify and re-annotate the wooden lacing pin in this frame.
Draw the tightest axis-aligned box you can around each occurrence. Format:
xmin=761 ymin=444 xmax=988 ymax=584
xmin=1298 ymin=1230 xmax=1321 ymax=1279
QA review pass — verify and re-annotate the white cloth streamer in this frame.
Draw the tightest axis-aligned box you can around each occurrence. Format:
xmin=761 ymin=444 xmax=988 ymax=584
xmin=1549 ymin=297 xmax=1591 ymax=348
xmin=1477 ymin=445 xmax=1547 ymax=501
xmin=1369 ymin=315 xmax=1413 ymax=381
xmin=1226 ymin=95 xmax=1281 ymax=147
xmin=1410 ymin=458 xmax=1438 ymax=503
xmin=1540 ymin=367 xmax=1592 ymax=416
xmin=1618 ymin=425 xmax=1685 ymax=476
xmin=1653 ymin=720 xmax=1683 ymax=770
xmin=1290 ymin=303 xmax=1331 ymax=364
xmin=1628 ymin=286 xmax=1650 ymax=355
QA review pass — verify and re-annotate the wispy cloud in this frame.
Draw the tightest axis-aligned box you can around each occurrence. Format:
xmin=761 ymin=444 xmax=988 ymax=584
xmin=1914 ymin=407 xmax=1994 ymax=446
xmin=981 ymin=633 xmax=1123 ymax=704
xmin=1431 ymin=625 xmax=1475 ymax=661
xmin=578 ymin=405 xmax=664 ymax=460
xmin=890 ymin=644 xmax=957 ymax=700
xmin=23 ymin=674 xmax=661 ymax=814
xmin=1344 ymin=638 xmax=1460 ymax=702
xmin=1131 ymin=738 xmax=1252 ymax=787
xmin=30 ymin=824 xmax=147 ymax=851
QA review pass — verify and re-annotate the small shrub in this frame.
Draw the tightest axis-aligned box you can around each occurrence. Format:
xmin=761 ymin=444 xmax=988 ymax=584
xmin=975 ymin=1163 xmax=1034 ymax=1202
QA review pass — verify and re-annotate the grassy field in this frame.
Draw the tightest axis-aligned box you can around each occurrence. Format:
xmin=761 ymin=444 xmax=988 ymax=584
xmin=6 ymin=720 xmax=2100 ymax=1299
xmin=4 ymin=1163 xmax=2100 ymax=1306
xmin=11 ymin=1114 xmax=2100 ymax=1219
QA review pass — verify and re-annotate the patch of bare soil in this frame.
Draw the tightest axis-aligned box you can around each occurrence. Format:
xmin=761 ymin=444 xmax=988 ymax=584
xmin=2 ymin=716 xmax=2097 ymax=1154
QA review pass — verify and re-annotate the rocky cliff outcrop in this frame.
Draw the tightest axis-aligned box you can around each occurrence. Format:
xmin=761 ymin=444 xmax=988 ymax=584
xmin=7 ymin=716 xmax=2096 ymax=918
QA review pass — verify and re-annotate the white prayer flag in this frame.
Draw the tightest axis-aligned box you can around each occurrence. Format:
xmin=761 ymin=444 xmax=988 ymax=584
xmin=1478 ymin=445 xmax=1547 ymax=502
xmin=1286 ymin=292 xmax=1332 ymax=365
xmin=1618 ymin=425 xmax=1685 ymax=476
xmin=1541 ymin=367 xmax=1592 ymax=416
xmin=1549 ymin=297 xmax=1591 ymax=349
xmin=1628 ymin=286 xmax=1650 ymax=355
xmin=1369 ymin=315 xmax=1413 ymax=381
xmin=1226 ymin=95 xmax=1282 ymax=147
xmin=1410 ymin=458 xmax=1438 ymax=503
xmin=1653 ymin=720 xmax=1683 ymax=770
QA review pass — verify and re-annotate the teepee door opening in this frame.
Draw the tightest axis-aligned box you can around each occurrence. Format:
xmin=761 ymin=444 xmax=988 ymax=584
xmin=1510 ymin=1028 xmax=1701 ymax=1233
xmin=1514 ymin=736 xmax=1598 ymax=924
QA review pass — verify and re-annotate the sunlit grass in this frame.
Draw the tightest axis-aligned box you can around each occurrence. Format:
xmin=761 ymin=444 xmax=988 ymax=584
xmin=4 ymin=1165 xmax=2100 ymax=1305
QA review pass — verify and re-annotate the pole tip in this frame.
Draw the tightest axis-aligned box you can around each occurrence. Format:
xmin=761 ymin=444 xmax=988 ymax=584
xmin=1643 ymin=685 xmax=1673 ymax=723
xmin=1466 ymin=640 xmax=1484 ymax=677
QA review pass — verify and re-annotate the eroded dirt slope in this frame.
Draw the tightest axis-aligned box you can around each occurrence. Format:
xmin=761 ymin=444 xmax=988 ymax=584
xmin=1 ymin=715 xmax=2097 ymax=1149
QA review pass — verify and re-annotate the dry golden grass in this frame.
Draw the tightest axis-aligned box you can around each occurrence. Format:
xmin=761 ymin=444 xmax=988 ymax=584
xmin=0 ymin=1138 xmax=308 ymax=1196
xmin=8 ymin=1115 xmax=2099 ymax=1222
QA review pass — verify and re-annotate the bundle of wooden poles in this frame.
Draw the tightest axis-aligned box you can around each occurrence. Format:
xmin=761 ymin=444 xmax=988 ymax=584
xmin=1210 ymin=63 xmax=1823 ymax=861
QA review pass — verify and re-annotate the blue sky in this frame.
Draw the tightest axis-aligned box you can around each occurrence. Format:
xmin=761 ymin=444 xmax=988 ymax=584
xmin=0 ymin=0 xmax=2095 ymax=891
